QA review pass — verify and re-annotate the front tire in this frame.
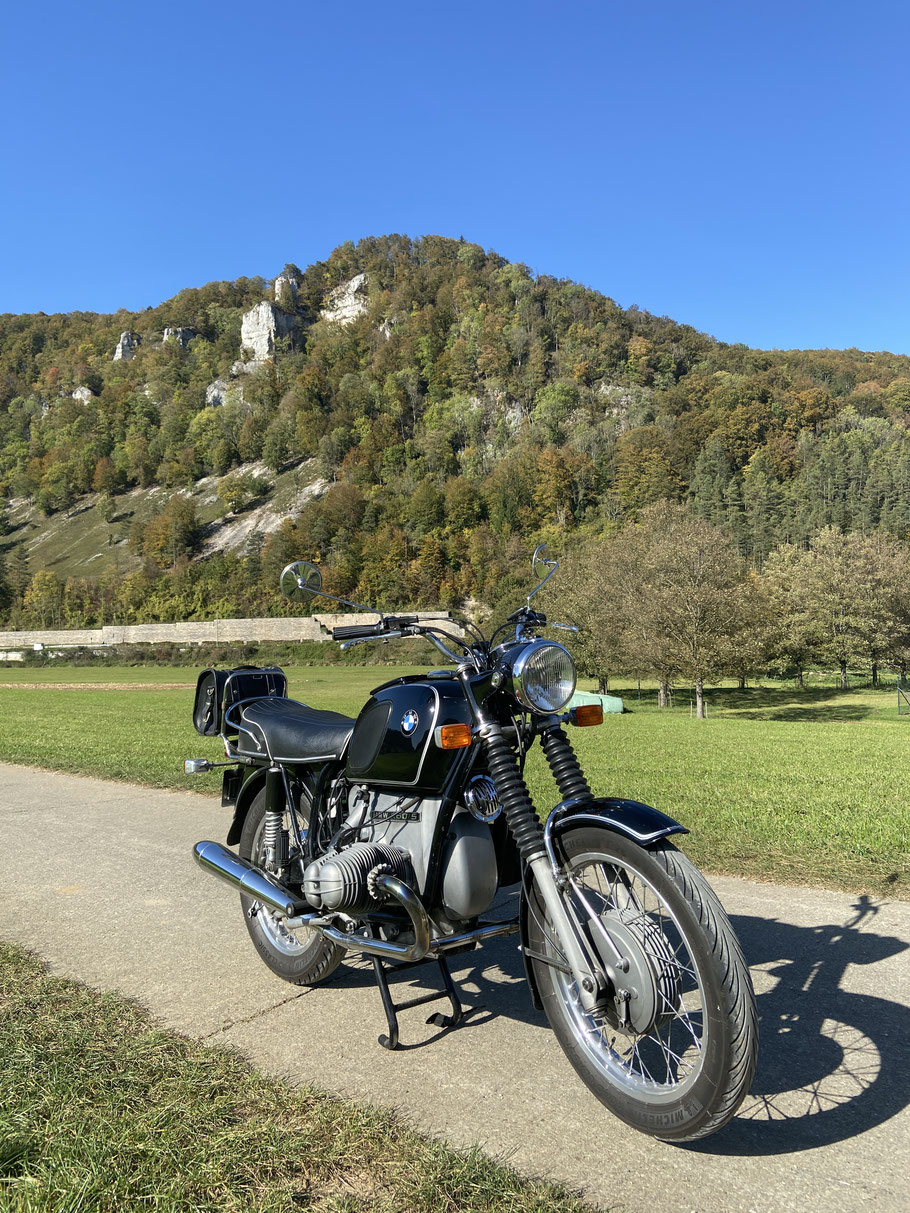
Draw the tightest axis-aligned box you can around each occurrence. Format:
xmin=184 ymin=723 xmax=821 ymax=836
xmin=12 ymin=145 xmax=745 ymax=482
xmin=527 ymin=827 xmax=757 ymax=1142
xmin=238 ymin=787 xmax=342 ymax=986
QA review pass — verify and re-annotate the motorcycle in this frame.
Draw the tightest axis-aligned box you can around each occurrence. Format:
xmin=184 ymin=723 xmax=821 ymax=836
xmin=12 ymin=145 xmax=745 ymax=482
xmin=187 ymin=547 xmax=758 ymax=1142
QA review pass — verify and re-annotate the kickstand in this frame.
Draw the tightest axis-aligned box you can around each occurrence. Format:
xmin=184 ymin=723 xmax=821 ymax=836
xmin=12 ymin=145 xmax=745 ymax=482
xmin=370 ymin=952 xmax=464 ymax=1050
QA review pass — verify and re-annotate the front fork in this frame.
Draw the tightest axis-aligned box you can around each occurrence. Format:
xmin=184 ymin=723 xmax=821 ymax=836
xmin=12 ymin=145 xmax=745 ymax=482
xmin=478 ymin=716 xmax=609 ymax=1014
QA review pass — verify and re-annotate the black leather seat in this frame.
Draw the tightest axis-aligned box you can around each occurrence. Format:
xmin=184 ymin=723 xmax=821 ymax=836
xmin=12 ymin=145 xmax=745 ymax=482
xmin=236 ymin=698 xmax=355 ymax=762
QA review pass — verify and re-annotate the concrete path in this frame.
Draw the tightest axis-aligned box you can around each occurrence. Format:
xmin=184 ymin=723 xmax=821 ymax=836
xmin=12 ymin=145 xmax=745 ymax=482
xmin=1 ymin=762 xmax=908 ymax=1212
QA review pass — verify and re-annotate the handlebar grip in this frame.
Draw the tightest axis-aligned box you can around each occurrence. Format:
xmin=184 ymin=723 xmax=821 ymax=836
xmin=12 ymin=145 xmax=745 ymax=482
xmin=332 ymin=622 xmax=384 ymax=641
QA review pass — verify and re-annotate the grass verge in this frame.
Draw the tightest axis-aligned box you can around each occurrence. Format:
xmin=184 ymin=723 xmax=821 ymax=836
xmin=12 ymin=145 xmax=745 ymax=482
xmin=0 ymin=942 xmax=591 ymax=1213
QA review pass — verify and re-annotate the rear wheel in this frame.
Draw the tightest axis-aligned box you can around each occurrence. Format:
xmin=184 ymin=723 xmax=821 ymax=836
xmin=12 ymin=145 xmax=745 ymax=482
xmin=238 ymin=788 xmax=342 ymax=985
xmin=527 ymin=827 xmax=757 ymax=1141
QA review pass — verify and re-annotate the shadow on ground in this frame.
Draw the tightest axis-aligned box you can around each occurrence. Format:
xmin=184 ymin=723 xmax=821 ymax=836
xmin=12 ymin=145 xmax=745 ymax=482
xmin=332 ymin=892 xmax=910 ymax=1155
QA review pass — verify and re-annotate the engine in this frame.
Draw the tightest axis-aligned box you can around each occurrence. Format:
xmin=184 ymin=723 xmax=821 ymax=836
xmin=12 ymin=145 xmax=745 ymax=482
xmin=303 ymin=843 xmax=413 ymax=913
xmin=341 ymin=785 xmax=500 ymax=922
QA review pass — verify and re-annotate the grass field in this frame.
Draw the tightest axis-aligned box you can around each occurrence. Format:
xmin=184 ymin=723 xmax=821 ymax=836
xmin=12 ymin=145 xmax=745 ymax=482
xmin=0 ymin=942 xmax=590 ymax=1213
xmin=0 ymin=665 xmax=907 ymax=898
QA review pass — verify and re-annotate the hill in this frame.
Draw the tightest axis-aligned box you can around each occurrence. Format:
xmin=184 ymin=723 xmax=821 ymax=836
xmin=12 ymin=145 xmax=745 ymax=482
xmin=3 ymin=233 xmax=910 ymax=627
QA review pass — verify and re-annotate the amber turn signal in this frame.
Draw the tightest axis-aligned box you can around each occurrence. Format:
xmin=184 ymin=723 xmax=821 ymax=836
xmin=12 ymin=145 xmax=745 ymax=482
xmin=571 ymin=704 xmax=604 ymax=727
xmin=434 ymin=723 xmax=473 ymax=749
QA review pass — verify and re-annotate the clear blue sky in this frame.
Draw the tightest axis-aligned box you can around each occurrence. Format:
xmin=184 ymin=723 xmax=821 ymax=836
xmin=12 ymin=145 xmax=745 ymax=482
xmin=3 ymin=0 xmax=909 ymax=354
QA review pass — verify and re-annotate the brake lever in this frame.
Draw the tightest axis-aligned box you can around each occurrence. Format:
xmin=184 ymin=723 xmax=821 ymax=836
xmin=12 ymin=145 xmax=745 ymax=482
xmin=549 ymin=622 xmax=579 ymax=633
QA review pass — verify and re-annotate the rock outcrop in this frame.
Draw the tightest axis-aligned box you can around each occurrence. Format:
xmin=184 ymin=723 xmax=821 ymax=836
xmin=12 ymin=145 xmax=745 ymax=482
xmin=273 ymin=272 xmax=300 ymax=305
xmin=72 ymin=386 xmax=94 ymax=404
xmin=113 ymin=331 xmax=141 ymax=361
xmin=239 ymin=301 xmax=301 ymax=364
xmin=163 ymin=326 xmax=196 ymax=348
xmin=205 ymin=378 xmax=230 ymax=407
xmin=320 ymin=273 xmax=368 ymax=325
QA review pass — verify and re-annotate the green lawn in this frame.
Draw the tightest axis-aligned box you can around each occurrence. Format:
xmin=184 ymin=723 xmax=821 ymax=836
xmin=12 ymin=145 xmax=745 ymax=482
xmin=0 ymin=942 xmax=590 ymax=1213
xmin=1 ymin=666 xmax=907 ymax=898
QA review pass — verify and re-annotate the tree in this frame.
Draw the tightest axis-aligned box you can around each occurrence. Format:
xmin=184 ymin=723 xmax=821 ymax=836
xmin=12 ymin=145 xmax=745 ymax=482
xmin=142 ymin=495 xmax=199 ymax=570
xmin=548 ymin=540 xmax=627 ymax=692
xmin=23 ymin=569 xmax=62 ymax=627
xmin=217 ymin=473 xmax=259 ymax=515
xmin=761 ymin=544 xmax=817 ymax=685
xmin=795 ymin=528 xmax=898 ymax=689
xmin=612 ymin=503 xmax=749 ymax=717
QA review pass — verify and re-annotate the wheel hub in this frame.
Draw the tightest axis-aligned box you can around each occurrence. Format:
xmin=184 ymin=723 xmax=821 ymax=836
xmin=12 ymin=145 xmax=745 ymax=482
xmin=593 ymin=908 xmax=682 ymax=1035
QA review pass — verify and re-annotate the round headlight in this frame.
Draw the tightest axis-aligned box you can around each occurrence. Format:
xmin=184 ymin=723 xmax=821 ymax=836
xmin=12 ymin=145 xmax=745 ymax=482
xmin=509 ymin=640 xmax=577 ymax=713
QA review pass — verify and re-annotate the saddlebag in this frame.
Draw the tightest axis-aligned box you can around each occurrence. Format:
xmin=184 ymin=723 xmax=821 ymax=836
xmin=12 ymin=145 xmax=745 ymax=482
xmin=193 ymin=665 xmax=288 ymax=736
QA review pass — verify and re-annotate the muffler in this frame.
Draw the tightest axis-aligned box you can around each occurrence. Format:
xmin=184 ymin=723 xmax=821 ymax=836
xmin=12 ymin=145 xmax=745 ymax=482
xmin=193 ymin=840 xmax=302 ymax=918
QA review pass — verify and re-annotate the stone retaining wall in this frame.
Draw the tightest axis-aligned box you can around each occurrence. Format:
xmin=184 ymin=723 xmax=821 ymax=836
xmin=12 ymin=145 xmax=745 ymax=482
xmin=0 ymin=612 xmax=460 ymax=650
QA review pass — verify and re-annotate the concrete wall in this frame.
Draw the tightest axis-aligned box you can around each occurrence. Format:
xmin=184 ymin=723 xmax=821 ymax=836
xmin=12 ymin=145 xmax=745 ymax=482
xmin=0 ymin=612 xmax=461 ymax=650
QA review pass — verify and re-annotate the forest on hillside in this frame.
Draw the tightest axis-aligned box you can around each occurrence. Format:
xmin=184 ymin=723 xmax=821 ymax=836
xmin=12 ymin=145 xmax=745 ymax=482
xmin=2 ymin=234 xmax=910 ymax=645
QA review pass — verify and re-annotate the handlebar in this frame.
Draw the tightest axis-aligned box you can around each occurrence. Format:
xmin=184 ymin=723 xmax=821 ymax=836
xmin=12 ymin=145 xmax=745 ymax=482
xmin=331 ymin=615 xmax=419 ymax=642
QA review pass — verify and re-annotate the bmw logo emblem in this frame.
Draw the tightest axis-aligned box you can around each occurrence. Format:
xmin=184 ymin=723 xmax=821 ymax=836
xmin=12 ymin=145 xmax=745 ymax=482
xmin=400 ymin=710 xmax=419 ymax=736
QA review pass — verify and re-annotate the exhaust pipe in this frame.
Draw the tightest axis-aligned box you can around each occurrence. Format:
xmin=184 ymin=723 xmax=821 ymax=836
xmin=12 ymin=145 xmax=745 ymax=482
xmin=193 ymin=840 xmax=433 ymax=962
xmin=193 ymin=840 xmax=301 ymax=918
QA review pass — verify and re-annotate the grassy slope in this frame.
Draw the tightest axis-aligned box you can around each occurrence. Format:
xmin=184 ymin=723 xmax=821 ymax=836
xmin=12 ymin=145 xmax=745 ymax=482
xmin=0 ymin=667 xmax=907 ymax=897
xmin=0 ymin=942 xmax=590 ymax=1213
xmin=1 ymin=458 xmax=320 ymax=583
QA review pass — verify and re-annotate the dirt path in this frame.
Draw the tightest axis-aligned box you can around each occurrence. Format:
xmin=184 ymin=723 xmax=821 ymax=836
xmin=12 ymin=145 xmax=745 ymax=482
xmin=1 ymin=762 xmax=908 ymax=1212
xmin=0 ymin=681 xmax=194 ymax=690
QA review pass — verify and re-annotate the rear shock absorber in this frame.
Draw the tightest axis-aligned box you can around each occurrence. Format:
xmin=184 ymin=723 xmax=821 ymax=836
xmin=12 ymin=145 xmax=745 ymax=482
xmin=263 ymin=766 xmax=289 ymax=872
xmin=540 ymin=726 xmax=594 ymax=803
xmin=480 ymin=723 xmax=546 ymax=862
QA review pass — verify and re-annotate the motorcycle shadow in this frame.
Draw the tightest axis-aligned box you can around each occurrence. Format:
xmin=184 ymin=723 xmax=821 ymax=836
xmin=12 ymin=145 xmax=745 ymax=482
xmin=692 ymin=895 xmax=910 ymax=1155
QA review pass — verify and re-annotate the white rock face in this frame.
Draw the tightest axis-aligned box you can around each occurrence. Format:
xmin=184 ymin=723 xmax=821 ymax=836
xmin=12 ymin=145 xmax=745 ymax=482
xmin=205 ymin=378 xmax=230 ymax=407
xmin=273 ymin=273 xmax=299 ymax=304
xmin=163 ymin=326 xmax=196 ymax=348
xmin=320 ymin=272 xmax=368 ymax=325
xmin=72 ymin=386 xmax=94 ymax=403
xmin=113 ymin=332 xmax=141 ymax=361
xmin=240 ymin=301 xmax=300 ymax=362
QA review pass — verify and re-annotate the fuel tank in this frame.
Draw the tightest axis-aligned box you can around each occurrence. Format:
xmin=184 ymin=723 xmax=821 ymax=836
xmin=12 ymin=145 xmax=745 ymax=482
xmin=345 ymin=676 xmax=473 ymax=791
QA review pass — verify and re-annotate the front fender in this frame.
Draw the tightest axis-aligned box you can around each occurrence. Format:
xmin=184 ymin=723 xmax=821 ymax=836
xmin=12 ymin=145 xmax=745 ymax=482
xmin=546 ymin=796 xmax=688 ymax=847
xmin=519 ymin=797 xmax=687 ymax=1010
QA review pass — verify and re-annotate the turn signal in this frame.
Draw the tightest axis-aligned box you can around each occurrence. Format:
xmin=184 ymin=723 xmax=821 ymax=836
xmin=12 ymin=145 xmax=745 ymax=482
xmin=571 ymin=704 xmax=604 ymax=727
xmin=434 ymin=723 xmax=473 ymax=749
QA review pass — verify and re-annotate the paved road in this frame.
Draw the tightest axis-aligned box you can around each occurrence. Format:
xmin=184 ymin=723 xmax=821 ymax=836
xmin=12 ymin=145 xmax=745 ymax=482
xmin=1 ymin=763 xmax=909 ymax=1212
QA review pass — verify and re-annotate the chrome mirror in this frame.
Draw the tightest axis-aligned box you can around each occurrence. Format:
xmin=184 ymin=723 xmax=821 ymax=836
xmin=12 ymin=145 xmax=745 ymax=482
xmin=532 ymin=544 xmax=557 ymax=580
xmin=280 ymin=560 xmax=323 ymax=603
xmin=527 ymin=544 xmax=559 ymax=601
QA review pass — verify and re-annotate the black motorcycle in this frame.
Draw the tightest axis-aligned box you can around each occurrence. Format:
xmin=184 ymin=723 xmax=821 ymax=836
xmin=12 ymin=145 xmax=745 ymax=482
xmin=187 ymin=547 xmax=758 ymax=1142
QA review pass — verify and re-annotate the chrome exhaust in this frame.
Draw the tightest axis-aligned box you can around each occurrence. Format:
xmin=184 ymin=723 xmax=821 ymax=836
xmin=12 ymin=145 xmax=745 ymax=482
xmin=193 ymin=841 xmax=432 ymax=962
xmin=193 ymin=840 xmax=301 ymax=918
xmin=288 ymin=874 xmax=432 ymax=962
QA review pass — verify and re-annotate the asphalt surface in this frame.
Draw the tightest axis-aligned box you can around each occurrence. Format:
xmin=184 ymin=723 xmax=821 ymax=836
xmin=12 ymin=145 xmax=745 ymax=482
xmin=1 ymin=762 xmax=908 ymax=1212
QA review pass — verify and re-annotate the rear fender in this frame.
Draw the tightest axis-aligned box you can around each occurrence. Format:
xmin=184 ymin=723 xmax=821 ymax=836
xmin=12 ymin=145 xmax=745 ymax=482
xmin=226 ymin=768 xmax=267 ymax=846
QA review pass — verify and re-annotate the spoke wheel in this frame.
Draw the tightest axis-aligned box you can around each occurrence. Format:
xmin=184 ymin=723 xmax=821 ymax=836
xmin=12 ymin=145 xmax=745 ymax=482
xmin=238 ymin=788 xmax=342 ymax=986
xmin=528 ymin=827 xmax=757 ymax=1141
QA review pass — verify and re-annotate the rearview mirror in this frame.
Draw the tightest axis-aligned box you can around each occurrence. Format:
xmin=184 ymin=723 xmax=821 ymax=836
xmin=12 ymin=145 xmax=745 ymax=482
xmin=532 ymin=543 xmax=557 ymax=580
xmin=280 ymin=560 xmax=323 ymax=603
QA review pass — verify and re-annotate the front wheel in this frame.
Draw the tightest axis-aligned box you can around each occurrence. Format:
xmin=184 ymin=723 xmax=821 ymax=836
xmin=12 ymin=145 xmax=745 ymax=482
xmin=527 ymin=827 xmax=758 ymax=1142
xmin=238 ymin=787 xmax=342 ymax=986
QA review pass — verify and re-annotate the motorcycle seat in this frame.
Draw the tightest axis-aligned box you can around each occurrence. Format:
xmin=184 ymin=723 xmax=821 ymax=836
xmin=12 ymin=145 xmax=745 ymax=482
xmin=236 ymin=697 xmax=355 ymax=762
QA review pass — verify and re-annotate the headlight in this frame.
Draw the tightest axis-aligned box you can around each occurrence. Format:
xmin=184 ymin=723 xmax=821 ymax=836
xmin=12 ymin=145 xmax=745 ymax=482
xmin=509 ymin=640 xmax=577 ymax=713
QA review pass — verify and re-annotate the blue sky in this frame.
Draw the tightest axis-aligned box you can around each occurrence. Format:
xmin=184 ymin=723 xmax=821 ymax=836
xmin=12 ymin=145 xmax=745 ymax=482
xmin=2 ymin=0 xmax=909 ymax=353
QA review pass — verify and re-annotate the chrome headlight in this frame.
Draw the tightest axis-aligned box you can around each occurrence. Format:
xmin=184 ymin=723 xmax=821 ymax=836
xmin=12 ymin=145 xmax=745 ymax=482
xmin=509 ymin=640 xmax=577 ymax=713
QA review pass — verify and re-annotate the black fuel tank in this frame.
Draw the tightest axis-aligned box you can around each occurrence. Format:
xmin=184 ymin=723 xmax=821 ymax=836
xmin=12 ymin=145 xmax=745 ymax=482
xmin=346 ymin=677 xmax=473 ymax=791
